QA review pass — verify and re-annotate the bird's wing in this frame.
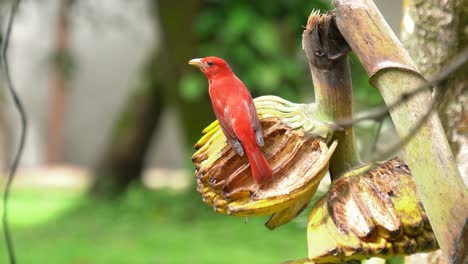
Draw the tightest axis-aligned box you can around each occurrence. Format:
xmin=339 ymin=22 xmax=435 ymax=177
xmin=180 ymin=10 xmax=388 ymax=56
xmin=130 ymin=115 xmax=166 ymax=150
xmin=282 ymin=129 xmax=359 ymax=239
xmin=218 ymin=107 xmax=244 ymax=156
xmin=245 ymin=100 xmax=264 ymax=147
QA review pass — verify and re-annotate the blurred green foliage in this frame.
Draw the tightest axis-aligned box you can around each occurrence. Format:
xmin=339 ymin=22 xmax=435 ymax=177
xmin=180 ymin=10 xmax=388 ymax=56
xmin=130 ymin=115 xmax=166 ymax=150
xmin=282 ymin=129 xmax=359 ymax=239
xmin=50 ymin=50 xmax=76 ymax=81
xmin=180 ymin=0 xmax=384 ymax=107
xmin=180 ymin=0 xmax=329 ymax=103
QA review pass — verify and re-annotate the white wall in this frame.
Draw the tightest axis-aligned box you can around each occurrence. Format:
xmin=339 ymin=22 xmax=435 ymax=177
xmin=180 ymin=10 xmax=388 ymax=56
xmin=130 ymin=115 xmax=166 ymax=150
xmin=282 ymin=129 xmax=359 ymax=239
xmin=6 ymin=0 xmax=169 ymax=168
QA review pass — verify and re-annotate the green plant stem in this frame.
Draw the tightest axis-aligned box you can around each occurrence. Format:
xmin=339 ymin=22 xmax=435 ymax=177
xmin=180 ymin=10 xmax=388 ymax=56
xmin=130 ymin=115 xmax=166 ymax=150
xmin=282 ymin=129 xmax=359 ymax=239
xmin=310 ymin=59 xmax=360 ymax=178
xmin=302 ymin=12 xmax=361 ymax=180
xmin=372 ymin=69 xmax=467 ymax=262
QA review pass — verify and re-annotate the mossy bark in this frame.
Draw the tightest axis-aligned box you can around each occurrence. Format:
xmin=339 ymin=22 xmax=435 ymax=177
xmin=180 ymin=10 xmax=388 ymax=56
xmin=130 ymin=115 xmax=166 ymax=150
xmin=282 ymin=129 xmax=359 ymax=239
xmin=401 ymin=0 xmax=468 ymax=184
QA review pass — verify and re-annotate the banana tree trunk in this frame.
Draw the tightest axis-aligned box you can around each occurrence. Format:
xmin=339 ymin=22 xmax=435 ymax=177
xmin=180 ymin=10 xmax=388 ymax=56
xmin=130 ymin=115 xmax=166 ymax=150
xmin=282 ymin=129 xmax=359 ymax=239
xmin=401 ymin=1 xmax=468 ymax=263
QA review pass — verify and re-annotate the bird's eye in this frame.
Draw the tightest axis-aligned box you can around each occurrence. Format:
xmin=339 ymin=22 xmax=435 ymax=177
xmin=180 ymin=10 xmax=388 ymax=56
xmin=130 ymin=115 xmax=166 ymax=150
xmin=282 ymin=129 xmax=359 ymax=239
xmin=207 ymin=61 xmax=214 ymax=67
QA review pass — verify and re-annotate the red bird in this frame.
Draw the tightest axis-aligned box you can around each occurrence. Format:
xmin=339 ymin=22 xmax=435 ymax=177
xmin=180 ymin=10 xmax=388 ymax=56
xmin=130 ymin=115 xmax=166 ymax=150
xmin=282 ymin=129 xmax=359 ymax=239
xmin=189 ymin=56 xmax=273 ymax=184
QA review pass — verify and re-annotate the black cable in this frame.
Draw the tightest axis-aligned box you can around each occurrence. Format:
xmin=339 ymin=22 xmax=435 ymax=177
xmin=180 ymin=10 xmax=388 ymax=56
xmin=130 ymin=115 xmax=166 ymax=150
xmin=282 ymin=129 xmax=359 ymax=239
xmin=2 ymin=0 xmax=24 ymax=263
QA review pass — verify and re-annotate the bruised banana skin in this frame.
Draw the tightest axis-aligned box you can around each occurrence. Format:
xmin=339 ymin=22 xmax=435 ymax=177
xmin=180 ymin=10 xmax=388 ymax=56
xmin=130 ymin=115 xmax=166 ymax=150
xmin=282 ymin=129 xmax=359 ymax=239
xmin=307 ymin=158 xmax=438 ymax=263
xmin=192 ymin=96 xmax=336 ymax=229
xmin=265 ymin=183 xmax=319 ymax=230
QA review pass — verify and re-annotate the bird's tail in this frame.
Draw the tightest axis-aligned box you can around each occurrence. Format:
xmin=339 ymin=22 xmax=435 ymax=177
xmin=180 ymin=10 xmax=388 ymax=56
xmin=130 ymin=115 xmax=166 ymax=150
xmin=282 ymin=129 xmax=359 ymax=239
xmin=246 ymin=144 xmax=273 ymax=184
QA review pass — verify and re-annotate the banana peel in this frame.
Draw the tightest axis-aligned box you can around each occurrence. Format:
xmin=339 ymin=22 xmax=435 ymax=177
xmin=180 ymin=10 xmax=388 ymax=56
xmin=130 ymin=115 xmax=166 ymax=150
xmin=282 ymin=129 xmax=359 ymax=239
xmin=265 ymin=183 xmax=319 ymax=230
xmin=307 ymin=158 xmax=438 ymax=263
xmin=192 ymin=96 xmax=337 ymax=229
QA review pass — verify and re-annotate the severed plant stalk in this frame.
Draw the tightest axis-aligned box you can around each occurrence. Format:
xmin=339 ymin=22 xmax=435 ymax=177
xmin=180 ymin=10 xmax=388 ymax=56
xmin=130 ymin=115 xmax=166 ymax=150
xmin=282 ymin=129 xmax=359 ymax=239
xmin=302 ymin=10 xmax=361 ymax=180
xmin=333 ymin=0 xmax=468 ymax=263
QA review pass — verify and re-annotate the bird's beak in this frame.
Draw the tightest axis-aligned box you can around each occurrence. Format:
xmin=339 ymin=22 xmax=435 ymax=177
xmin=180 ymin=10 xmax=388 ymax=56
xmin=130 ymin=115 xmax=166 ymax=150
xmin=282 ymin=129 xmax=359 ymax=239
xmin=188 ymin=58 xmax=204 ymax=69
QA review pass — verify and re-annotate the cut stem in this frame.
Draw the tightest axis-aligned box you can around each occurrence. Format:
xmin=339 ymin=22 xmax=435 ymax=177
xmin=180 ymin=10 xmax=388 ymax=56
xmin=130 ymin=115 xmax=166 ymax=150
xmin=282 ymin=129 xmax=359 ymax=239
xmin=302 ymin=11 xmax=361 ymax=179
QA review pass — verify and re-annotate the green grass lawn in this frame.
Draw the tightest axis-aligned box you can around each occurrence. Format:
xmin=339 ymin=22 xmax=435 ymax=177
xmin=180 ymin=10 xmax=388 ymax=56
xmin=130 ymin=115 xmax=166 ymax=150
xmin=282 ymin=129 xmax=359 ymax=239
xmin=0 ymin=186 xmax=309 ymax=264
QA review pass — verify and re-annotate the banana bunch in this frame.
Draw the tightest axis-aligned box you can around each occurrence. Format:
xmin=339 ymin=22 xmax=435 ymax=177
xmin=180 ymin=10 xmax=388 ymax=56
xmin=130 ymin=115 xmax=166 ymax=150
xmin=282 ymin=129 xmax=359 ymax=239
xmin=192 ymin=96 xmax=337 ymax=229
xmin=307 ymin=158 xmax=438 ymax=263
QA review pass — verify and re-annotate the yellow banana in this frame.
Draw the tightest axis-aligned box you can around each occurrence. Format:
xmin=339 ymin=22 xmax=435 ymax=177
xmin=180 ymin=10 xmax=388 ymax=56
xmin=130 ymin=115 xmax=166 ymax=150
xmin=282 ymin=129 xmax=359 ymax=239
xmin=307 ymin=158 xmax=438 ymax=263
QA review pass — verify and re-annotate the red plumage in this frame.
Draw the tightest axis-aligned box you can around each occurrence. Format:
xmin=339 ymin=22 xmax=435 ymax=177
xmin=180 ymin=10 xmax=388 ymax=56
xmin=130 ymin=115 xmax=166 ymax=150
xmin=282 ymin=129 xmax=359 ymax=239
xmin=189 ymin=56 xmax=273 ymax=184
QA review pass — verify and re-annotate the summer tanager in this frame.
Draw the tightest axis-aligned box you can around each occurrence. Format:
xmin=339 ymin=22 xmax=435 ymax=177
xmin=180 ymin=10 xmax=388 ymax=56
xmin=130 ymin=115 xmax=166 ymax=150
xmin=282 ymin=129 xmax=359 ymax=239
xmin=189 ymin=56 xmax=273 ymax=184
